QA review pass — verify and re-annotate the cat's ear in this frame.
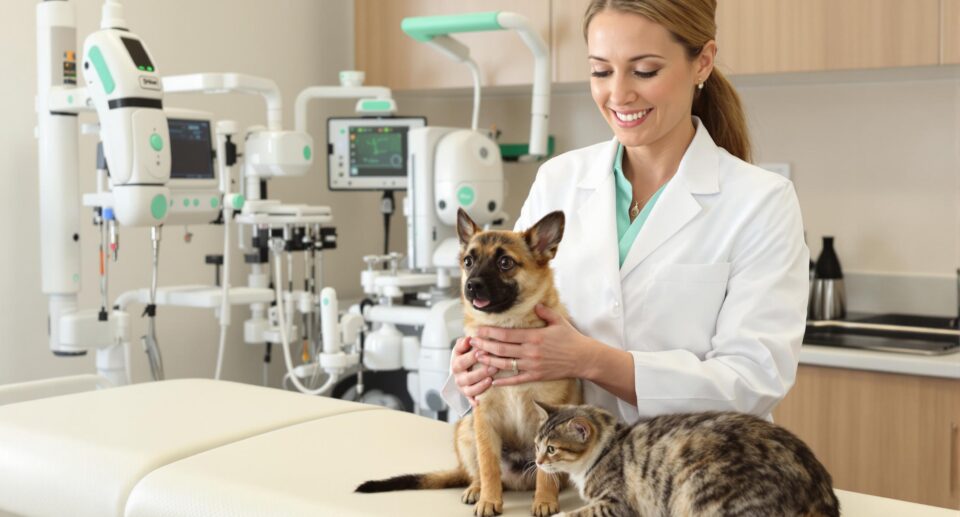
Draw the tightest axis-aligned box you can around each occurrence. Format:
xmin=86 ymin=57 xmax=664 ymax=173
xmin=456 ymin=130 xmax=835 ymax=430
xmin=534 ymin=400 xmax=557 ymax=422
xmin=569 ymin=417 xmax=593 ymax=443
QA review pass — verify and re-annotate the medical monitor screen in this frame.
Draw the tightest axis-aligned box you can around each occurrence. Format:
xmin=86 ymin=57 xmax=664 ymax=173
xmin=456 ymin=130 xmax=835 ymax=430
xmin=327 ymin=117 xmax=425 ymax=191
xmin=121 ymin=37 xmax=155 ymax=71
xmin=168 ymin=118 xmax=214 ymax=180
xmin=349 ymin=126 xmax=407 ymax=178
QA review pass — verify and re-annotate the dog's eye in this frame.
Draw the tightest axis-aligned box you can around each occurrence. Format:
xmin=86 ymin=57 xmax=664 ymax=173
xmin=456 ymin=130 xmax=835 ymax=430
xmin=463 ymin=256 xmax=474 ymax=268
xmin=497 ymin=256 xmax=515 ymax=271
xmin=547 ymin=445 xmax=556 ymax=455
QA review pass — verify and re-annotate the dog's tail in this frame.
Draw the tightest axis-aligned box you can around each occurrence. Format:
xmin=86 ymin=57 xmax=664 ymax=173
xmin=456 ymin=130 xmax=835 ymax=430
xmin=355 ymin=467 xmax=471 ymax=493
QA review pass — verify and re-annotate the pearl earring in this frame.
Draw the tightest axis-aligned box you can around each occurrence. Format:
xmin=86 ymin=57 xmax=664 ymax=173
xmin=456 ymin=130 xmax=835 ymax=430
xmin=697 ymin=81 xmax=704 ymax=90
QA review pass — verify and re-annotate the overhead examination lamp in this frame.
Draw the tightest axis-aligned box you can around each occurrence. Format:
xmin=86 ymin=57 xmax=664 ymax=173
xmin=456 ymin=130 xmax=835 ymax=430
xmin=401 ymin=11 xmax=555 ymax=162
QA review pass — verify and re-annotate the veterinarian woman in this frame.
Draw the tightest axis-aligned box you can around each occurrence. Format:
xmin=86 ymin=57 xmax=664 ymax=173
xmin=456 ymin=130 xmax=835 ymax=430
xmin=444 ymin=0 xmax=809 ymax=423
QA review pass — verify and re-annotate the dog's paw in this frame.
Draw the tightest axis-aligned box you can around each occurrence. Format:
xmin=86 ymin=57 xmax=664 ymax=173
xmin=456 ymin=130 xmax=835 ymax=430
xmin=531 ymin=499 xmax=559 ymax=516
xmin=461 ymin=486 xmax=481 ymax=505
xmin=473 ymin=498 xmax=503 ymax=517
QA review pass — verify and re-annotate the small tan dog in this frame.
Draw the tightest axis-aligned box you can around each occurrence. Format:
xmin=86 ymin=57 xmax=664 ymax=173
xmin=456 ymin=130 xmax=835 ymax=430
xmin=357 ymin=209 xmax=581 ymax=517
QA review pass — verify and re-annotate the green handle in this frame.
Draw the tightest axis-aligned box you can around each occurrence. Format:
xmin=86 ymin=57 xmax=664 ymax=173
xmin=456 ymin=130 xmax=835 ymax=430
xmin=401 ymin=12 xmax=502 ymax=42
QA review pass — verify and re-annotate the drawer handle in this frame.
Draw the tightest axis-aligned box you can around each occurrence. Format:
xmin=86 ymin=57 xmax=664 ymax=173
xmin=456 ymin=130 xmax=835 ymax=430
xmin=952 ymin=422 xmax=959 ymax=496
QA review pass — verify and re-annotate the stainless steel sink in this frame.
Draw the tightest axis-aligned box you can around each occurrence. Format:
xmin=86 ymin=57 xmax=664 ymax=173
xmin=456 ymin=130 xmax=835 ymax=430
xmin=804 ymin=313 xmax=960 ymax=355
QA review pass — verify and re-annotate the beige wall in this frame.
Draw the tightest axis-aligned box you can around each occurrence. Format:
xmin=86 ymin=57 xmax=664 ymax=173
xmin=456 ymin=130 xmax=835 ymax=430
xmin=0 ymin=0 xmax=375 ymax=386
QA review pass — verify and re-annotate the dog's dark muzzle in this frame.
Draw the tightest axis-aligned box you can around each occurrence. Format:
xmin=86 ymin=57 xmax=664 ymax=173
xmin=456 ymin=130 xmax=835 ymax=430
xmin=465 ymin=277 xmax=491 ymax=301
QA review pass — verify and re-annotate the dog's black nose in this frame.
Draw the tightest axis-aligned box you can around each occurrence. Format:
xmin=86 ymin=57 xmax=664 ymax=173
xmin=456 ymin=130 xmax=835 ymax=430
xmin=465 ymin=277 xmax=489 ymax=298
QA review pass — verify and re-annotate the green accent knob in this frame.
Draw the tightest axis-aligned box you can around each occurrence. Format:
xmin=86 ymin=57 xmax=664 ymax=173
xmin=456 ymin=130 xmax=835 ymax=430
xmin=303 ymin=145 xmax=312 ymax=160
xmin=322 ymin=297 xmax=330 ymax=306
xmin=457 ymin=186 xmax=476 ymax=207
xmin=231 ymin=195 xmax=245 ymax=210
xmin=88 ymin=46 xmax=115 ymax=95
xmin=210 ymin=197 xmax=219 ymax=209
xmin=192 ymin=199 xmax=200 ymax=207
xmin=360 ymin=100 xmax=392 ymax=112
xmin=67 ymin=95 xmax=74 ymax=104
xmin=72 ymin=273 xmax=80 ymax=283
xmin=151 ymin=194 xmax=168 ymax=220
xmin=183 ymin=198 xmax=190 ymax=207
xmin=150 ymin=133 xmax=163 ymax=151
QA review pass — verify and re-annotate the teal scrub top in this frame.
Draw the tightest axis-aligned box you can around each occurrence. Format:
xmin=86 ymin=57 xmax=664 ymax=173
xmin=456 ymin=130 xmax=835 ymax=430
xmin=614 ymin=143 xmax=668 ymax=268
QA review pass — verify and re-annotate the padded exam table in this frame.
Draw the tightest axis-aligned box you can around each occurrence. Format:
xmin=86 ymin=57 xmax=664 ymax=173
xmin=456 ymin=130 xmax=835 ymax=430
xmin=0 ymin=378 xmax=954 ymax=517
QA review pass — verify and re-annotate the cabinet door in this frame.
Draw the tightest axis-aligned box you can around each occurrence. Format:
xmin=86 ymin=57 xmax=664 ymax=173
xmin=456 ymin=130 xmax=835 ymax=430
xmin=944 ymin=0 xmax=960 ymax=64
xmin=552 ymin=0 xmax=592 ymax=83
xmin=355 ymin=0 xmax=550 ymax=90
xmin=773 ymin=365 xmax=960 ymax=509
xmin=716 ymin=0 xmax=941 ymax=74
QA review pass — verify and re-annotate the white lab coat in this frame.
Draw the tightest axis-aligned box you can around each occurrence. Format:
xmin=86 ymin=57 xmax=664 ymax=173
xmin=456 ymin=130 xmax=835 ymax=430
xmin=442 ymin=119 xmax=809 ymax=422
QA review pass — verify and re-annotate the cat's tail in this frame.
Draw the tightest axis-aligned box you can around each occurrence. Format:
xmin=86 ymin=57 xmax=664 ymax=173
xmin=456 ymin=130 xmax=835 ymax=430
xmin=355 ymin=467 xmax=471 ymax=493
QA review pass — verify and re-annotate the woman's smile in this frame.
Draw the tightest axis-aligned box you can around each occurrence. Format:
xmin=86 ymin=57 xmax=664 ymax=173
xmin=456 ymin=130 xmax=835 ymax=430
xmin=609 ymin=107 xmax=653 ymax=128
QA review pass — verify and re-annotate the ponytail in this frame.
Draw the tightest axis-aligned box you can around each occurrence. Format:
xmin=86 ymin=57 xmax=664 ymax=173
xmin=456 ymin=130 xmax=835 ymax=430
xmin=693 ymin=69 xmax=751 ymax=162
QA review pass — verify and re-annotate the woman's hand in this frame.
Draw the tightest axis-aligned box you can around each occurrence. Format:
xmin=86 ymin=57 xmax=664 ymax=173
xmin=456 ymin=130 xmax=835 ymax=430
xmin=472 ymin=304 xmax=596 ymax=387
xmin=451 ymin=336 xmax=498 ymax=407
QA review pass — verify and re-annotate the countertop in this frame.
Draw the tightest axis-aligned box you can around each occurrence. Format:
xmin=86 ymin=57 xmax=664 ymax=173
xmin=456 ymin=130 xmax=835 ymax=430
xmin=834 ymin=489 xmax=959 ymax=516
xmin=800 ymin=343 xmax=960 ymax=379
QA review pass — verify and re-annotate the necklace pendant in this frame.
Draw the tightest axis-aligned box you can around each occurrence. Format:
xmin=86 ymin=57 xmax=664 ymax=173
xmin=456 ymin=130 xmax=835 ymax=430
xmin=629 ymin=202 xmax=640 ymax=219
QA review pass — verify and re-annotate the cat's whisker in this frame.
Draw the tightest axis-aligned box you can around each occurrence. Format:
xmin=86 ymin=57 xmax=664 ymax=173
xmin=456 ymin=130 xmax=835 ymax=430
xmin=549 ymin=472 xmax=560 ymax=490
xmin=522 ymin=462 xmax=539 ymax=481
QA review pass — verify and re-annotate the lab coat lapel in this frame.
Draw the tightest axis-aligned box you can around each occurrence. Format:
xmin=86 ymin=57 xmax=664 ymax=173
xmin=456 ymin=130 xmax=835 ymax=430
xmin=618 ymin=181 xmax=701 ymax=279
xmin=577 ymin=140 xmax=622 ymax=296
xmin=619 ymin=121 xmax=720 ymax=279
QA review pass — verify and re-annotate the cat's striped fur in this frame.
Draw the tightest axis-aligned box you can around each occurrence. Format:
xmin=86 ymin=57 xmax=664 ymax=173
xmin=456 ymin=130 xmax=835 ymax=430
xmin=534 ymin=403 xmax=840 ymax=517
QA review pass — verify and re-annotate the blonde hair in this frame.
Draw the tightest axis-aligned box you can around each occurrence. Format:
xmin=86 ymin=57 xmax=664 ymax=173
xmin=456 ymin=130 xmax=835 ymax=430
xmin=583 ymin=0 xmax=751 ymax=162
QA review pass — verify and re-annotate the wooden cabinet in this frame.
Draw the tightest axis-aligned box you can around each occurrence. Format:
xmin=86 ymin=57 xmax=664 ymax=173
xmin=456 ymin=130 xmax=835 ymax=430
xmin=772 ymin=365 xmax=960 ymax=509
xmin=715 ymin=0 xmax=941 ymax=74
xmin=550 ymin=0 xmax=943 ymax=83
xmin=944 ymin=0 xmax=960 ymax=64
xmin=354 ymin=0 xmax=550 ymax=90
xmin=358 ymin=1 xmax=951 ymax=90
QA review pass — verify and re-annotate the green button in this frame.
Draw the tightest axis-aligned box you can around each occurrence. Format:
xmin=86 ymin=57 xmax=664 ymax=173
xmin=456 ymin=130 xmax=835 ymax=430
xmin=210 ymin=197 xmax=219 ymax=208
xmin=183 ymin=199 xmax=190 ymax=207
xmin=192 ymin=199 xmax=199 ymax=207
xmin=322 ymin=297 xmax=330 ymax=306
xmin=231 ymin=195 xmax=245 ymax=210
xmin=303 ymin=145 xmax=312 ymax=160
xmin=150 ymin=133 xmax=163 ymax=151
xmin=457 ymin=186 xmax=475 ymax=206
xmin=151 ymin=194 xmax=168 ymax=220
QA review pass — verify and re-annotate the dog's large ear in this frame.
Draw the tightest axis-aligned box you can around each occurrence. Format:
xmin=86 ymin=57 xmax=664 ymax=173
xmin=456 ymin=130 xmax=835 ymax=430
xmin=457 ymin=208 xmax=480 ymax=246
xmin=523 ymin=211 xmax=565 ymax=263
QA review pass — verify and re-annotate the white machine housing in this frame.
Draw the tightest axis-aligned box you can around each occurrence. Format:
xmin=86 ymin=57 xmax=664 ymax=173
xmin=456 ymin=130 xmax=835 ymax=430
xmin=81 ymin=28 xmax=170 ymax=227
xmin=243 ymin=130 xmax=314 ymax=178
xmin=406 ymin=127 xmax=504 ymax=270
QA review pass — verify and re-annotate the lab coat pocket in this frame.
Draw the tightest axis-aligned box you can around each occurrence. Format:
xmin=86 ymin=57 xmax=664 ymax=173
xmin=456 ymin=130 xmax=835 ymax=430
xmin=640 ymin=262 xmax=731 ymax=353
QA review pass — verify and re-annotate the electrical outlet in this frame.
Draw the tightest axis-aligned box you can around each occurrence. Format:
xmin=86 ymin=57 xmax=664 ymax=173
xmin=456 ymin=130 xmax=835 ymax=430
xmin=759 ymin=162 xmax=792 ymax=180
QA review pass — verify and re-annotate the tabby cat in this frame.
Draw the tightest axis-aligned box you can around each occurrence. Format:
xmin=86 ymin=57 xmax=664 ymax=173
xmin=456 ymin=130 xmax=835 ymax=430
xmin=534 ymin=402 xmax=840 ymax=517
